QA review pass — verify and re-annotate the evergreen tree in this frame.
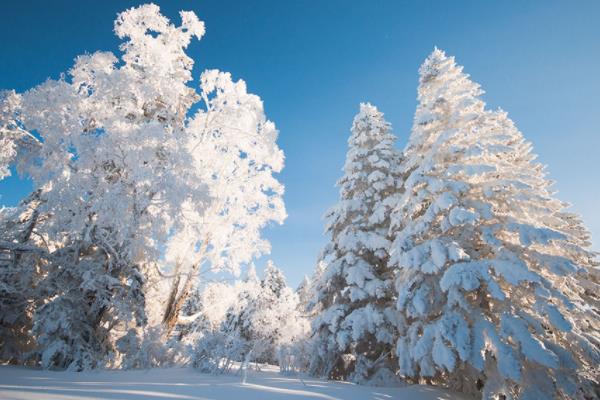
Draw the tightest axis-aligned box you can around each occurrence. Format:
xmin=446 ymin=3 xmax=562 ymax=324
xmin=390 ymin=48 xmax=600 ymax=399
xmin=302 ymin=260 xmax=327 ymax=317
xmin=252 ymin=261 xmax=297 ymax=364
xmin=296 ymin=274 xmax=313 ymax=315
xmin=310 ymin=103 xmax=402 ymax=382
xmin=194 ymin=262 xmax=306 ymax=373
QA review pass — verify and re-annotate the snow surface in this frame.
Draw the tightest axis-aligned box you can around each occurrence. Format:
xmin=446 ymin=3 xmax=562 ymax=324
xmin=0 ymin=365 xmax=470 ymax=400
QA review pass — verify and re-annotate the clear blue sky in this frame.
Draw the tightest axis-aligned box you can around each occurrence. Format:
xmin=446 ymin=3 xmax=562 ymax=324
xmin=1 ymin=0 xmax=599 ymax=287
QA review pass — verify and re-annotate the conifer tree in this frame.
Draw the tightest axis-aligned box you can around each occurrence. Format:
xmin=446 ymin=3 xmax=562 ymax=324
xmin=390 ymin=48 xmax=600 ymax=399
xmin=310 ymin=103 xmax=402 ymax=382
xmin=296 ymin=275 xmax=311 ymax=311
xmin=193 ymin=262 xmax=306 ymax=372
xmin=302 ymin=260 xmax=327 ymax=317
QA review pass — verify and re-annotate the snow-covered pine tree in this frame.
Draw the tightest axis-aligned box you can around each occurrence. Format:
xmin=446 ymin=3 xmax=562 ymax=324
xmin=288 ymin=263 xmax=329 ymax=375
xmin=296 ymin=275 xmax=312 ymax=311
xmin=301 ymin=260 xmax=327 ymax=317
xmin=193 ymin=261 xmax=306 ymax=373
xmin=390 ymin=48 xmax=600 ymax=399
xmin=310 ymin=103 xmax=402 ymax=383
xmin=254 ymin=261 xmax=307 ymax=365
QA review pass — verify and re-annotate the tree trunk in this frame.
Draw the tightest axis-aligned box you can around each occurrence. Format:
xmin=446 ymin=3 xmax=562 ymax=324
xmin=161 ymin=238 xmax=208 ymax=337
xmin=162 ymin=262 xmax=200 ymax=336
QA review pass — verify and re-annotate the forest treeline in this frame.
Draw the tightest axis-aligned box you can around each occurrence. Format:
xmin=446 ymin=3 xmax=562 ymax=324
xmin=0 ymin=4 xmax=598 ymax=400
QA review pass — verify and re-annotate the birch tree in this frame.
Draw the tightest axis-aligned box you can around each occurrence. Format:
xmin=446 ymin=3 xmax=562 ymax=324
xmin=0 ymin=4 xmax=285 ymax=369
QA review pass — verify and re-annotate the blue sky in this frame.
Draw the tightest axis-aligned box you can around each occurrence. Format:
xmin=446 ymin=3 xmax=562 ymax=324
xmin=1 ymin=0 xmax=599 ymax=287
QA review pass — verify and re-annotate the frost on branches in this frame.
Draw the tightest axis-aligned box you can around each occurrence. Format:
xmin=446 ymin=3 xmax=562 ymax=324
xmin=0 ymin=90 xmax=40 ymax=181
xmin=0 ymin=193 xmax=44 ymax=364
xmin=0 ymin=4 xmax=284 ymax=370
xmin=390 ymin=48 xmax=600 ymax=399
xmin=192 ymin=262 xmax=308 ymax=374
xmin=161 ymin=68 xmax=286 ymax=334
xmin=310 ymin=103 xmax=403 ymax=383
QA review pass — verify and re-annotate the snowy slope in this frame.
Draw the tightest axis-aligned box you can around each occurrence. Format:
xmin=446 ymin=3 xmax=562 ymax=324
xmin=0 ymin=365 xmax=470 ymax=400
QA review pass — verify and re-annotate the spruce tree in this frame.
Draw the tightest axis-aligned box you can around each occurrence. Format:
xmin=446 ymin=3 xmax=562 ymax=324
xmin=193 ymin=261 xmax=305 ymax=372
xmin=390 ymin=48 xmax=600 ymax=399
xmin=310 ymin=103 xmax=402 ymax=382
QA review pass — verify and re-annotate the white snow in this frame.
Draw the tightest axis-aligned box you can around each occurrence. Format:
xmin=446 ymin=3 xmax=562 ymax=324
xmin=0 ymin=366 xmax=470 ymax=400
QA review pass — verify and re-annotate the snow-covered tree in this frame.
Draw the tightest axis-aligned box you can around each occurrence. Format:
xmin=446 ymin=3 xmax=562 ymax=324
xmin=288 ymin=263 xmax=328 ymax=375
xmin=161 ymin=69 xmax=286 ymax=334
xmin=310 ymin=103 xmax=402 ymax=383
xmin=0 ymin=90 xmax=42 ymax=181
xmin=193 ymin=262 xmax=307 ymax=374
xmin=296 ymin=275 xmax=311 ymax=310
xmin=192 ymin=275 xmax=258 ymax=373
xmin=390 ymin=48 xmax=600 ymax=399
xmin=0 ymin=193 xmax=44 ymax=364
xmin=256 ymin=262 xmax=308 ymax=366
xmin=0 ymin=4 xmax=284 ymax=369
xmin=300 ymin=260 xmax=328 ymax=317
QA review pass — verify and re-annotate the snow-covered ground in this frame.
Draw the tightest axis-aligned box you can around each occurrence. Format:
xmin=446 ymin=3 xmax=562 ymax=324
xmin=0 ymin=365 xmax=470 ymax=400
